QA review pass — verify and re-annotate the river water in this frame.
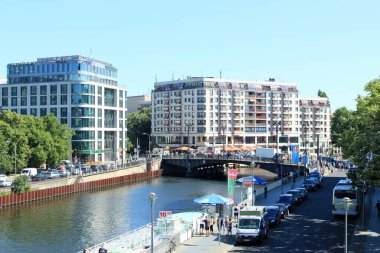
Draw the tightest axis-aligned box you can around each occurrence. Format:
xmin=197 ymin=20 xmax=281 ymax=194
xmin=0 ymin=177 xmax=243 ymax=253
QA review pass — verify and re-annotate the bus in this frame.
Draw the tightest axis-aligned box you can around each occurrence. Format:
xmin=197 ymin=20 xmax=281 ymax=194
xmin=332 ymin=184 xmax=363 ymax=217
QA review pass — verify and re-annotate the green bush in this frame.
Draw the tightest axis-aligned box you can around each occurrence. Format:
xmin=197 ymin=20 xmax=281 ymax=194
xmin=11 ymin=176 xmax=31 ymax=194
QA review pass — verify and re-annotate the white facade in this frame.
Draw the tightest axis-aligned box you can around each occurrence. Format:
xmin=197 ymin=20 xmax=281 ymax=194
xmin=151 ymin=77 xmax=329 ymax=152
xmin=2 ymin=56 xmax=128 ymax=163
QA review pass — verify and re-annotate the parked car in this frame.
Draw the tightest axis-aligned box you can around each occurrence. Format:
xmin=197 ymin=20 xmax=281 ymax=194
xmin=309 ymin=172 xmax=323 ymax=182
xmin=272 ymin=203 xmax=289 ymax=218
xmin=58 ymin=168 xmax=72 ymax=177
xmin=20 ymin=168 xmax=38 ymax=178
xmin=308 ymin=176 xmax=322 ymax=188
xmin=0 ymin=175 xmax=12 ymax=187
xmin=266 ymin=206 xmax=282 ymax=227
xmin=46 ymin=169 xmax=60 ymax=179
xmin=295 ymin=187 xmax=309 ymax=201
xmin=302 ymin=179 xmax=317 ymax=191
xmin=90 ymin=164 xmax=105 ymax=173
xmin=277 ymin=194 xmax=295 ymax=211
xmin=77 ymin=165 xmax=91 ymax=174
xmin=287 ymin=189 xmax=303 ymax=205
xmin=32 ymin=171 xmax=48 ymax=181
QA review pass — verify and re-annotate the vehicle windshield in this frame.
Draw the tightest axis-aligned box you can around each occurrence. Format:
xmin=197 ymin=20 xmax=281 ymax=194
xmin=238 ymin=218 xmax=260 ymax=229
xmin=267 ymin=209 xmax=277 ymax=216
xmin=273 ymin=204 xmax=285 ymax=211
xmin=21 ymin=170 xmax=29 ymax=173
xmin=279 ymin=196 xmax=291 ymax=204
xmin=334 ymin=190 xmax=356 ymax=199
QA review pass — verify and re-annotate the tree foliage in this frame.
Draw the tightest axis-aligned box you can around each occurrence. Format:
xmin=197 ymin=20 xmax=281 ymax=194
xmin=0 ymin=111 xmax=74 ymax=172
xmin=127 ymin=107 xmax=152 ymax=154
xmin=330 ymin=107 xmax=354 ymax=145
xmin=11 ymin=176 xmax=31 ymax=194
xmin=333 ymin=79 xmax=380 ymax=185
xmin=318 ymin=90 xmax=328 ymax=98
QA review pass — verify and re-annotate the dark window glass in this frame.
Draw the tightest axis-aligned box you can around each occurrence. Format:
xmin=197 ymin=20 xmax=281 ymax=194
xmin=61 ymin=118 xmax=67 ymax=124
xmin=40 ymin=85 xmax=47 ymax=95
xmin=21 ymin=97 xmax=27 ymax=106
xmin=50 ymin=108 xmax=57 ymax=116
xmin=11 ymin=87 xmax=17 ymax=96
xmin=21 ymin=108 xmax=27 ymax=115
xmin=2 ymin=98 xmax=8 ymax=106
xmin=2 ymin=87 xmax=8 ymax=96
xmin=61 ymin=95 xmax=67 ymax=105
xmin=61 ymin=84 xmax=67 ymax=94
xmin=50 ymin=85 xmax=57 ymax=94
xmin=31 ymin=96 xmax=37 ymax=106
xmin=31 ymin=86 xmax=37 ymax=95
xmin=40 ymin=96 xmax=47 ymax=105
xmin=31 ymin=108 xmax=37 ymax=116
xmin=40 ymin=108 xmax=47 ymax=116
xmin=50 ymin=95 xmax=57 ymax=105
xmin=61 ymin=107 xmax=67 ymax=117
xmin=21 ymin=87 xmax=27 ymax=96
xmin=11 ymin=97 xmax=17 ymax=106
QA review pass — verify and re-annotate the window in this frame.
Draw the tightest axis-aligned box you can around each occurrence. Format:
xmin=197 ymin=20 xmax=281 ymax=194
xmin=31 ymin=108 xmax=37 ymax=116
xmin=50 ymin=85 xmax=57 ymax=94
xmin=2 ymin=87 xmax=8 ymax=96
xmin=50 ymin=95 xmax=57 ymax=105
xmin=61 ymin=118 xmax=67 ymax=124
xmin=20 ymin=87 xmax=27 ymax=96
xmin=61 ymin=95 xmax=67 ymax=105
xmin=40 ymin=96 xmax=47 ymax=105
xmin=31 ymin=86 xmax=37 ymax=95
xmin=11 ymin=97 xmax=17 ymax=106
xmin=11 ymin=87 xmax=17 ymax=96
xmin=2 ymin=98 xmax=8 ymax=106
xmin=40 ymin=85 xmax=47 ymax=95
xmin=50 ymin=108 xmax=57 ymax=116
xmin=61 ymin=84 xmax=67 ymax=94
xmin=61 ymin=107 xmax=67 ymax=117
xmin=40 ymin=108 xmax=47 ymax=116
xmin=20 ymin=108 xmax=27 ymax=115
xmin=21 ymin=97 xmax=27 ymax=106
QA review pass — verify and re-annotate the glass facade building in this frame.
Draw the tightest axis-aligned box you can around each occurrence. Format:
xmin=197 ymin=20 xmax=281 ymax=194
xmin=2 ymin=55 xmax=128 ymax=163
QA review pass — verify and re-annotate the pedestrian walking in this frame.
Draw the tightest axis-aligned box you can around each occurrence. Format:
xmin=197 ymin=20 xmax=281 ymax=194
xmin=227 ymin=218 xmax=232 ymax=235
xmin=376 ymin=200 xmax=380 ymax=216
xmin=233 ymin=206 xmax=239 ymax=222
xmin=205 ymin=216 xmax=210 ymax=236
xmin=210 ymin=216 xmax=214 ymax=235
xmin=264 ymin=185 xmax=268 ymax=198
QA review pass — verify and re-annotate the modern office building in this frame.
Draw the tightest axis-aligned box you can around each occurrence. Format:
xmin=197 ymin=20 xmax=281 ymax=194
xmin=299 ymin=97 xmax=331 ymax=154
xmin=127 ymin=95 xmax=151 ymax=113
xmin=2 ymin=55 xmax=128 ymax=163
xmin=152 ymin=77 xmax=310 ymax=150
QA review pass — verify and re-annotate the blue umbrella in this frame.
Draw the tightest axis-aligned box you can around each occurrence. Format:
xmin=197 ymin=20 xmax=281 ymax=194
xmin=193 ymin=193 xmax=234 ymax=206
xmin=236 ymin=176 xmax=268 ymax=185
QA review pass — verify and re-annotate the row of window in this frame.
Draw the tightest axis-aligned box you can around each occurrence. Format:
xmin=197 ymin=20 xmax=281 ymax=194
xmin=7 ymin=74 xmax=117 ymax=86
xmin=8 ymin=62 xmax=117 ymax=78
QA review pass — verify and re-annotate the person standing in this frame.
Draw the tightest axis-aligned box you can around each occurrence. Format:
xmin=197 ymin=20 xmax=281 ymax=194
xmin=205 ymin=216 xmax=210 ymax=236
xmin=227 ymin=218 xmax=232 ymax=235
xmin=233 ymin=206 xmax=239 ymax=222
xmin=210 ymin=216 xmax=214 ymax=235
xmin=376 ymin=200 xmax=380 ymax=216
xmin=264 ymin=185 xmax=268 ymax=198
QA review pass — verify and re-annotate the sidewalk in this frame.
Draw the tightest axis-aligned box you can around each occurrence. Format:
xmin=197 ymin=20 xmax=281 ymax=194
xmin=173 ymin=175 xmax=306 ymax=253
xmin=353 ymin=186 xmax=380 ymax=253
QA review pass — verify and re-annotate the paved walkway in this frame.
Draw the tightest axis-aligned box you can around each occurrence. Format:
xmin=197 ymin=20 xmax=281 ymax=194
xmin=173 ymin=174 xmax=307 ymax=253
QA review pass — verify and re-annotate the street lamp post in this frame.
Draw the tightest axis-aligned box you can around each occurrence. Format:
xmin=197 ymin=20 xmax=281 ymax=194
xmin=185 ymin=122 xmax=193 ymax=159
xmin=343 ymin=197 xmax=351 ymax=253
xmin=142 ymin=133 xmax=151 ymax=158
xmin=273 ymin=121 xmax=281 ymax=178
xmin=149 ymin=192 xmax=156 ymax=253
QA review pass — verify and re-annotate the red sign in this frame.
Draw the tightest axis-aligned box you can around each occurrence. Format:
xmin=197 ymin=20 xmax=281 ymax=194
xmin=159 ymin=211 xmax=172 ymax=218
xmin=242 ymin=180 xmax=253 ymax=188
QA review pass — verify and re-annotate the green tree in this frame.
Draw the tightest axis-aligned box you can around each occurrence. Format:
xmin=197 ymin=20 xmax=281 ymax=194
xmin=127 ymin=107 xmax=152 ymax=154
xmin=330 ymin=107 xmax=354 ymax=146
xmin=11 ymin=176 xmax=31 ymax=194
xmin=338 ymin=79 xmax=380 ymax=185
xmin=318 ymin=90 xmax=328 ymax=98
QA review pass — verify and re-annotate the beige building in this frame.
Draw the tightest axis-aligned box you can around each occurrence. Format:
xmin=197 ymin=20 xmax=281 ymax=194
xmin=151 ymin=77 xmax=330 ymax=153
xmin=127 ymin=95 xmax=151 ymax=113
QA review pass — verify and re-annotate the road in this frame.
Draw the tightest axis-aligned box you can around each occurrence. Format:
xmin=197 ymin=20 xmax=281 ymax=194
xmin=230 ymin=172 xmax=363 ymax=253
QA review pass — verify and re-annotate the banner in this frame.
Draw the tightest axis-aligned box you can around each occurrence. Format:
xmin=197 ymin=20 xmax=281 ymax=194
xmin=291 ymin=144 xmax=299 ymax=163
xmin=227 ymin=169 xmax=238 ymax=200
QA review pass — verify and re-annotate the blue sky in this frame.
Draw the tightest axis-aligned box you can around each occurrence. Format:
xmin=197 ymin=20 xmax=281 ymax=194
xmin=1 ymin=0 xmax=379 ymax=111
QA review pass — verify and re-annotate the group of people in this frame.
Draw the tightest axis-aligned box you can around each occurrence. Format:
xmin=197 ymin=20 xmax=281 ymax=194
xmin=197 ymin=213 xmax=233 ymax=236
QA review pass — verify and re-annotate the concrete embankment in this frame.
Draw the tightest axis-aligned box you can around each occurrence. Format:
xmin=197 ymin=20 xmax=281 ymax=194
xmin=0 ymin=159 xmax=162 ymax=208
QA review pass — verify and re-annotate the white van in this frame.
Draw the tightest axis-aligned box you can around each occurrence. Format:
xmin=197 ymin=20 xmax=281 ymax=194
xmin=236 ymin=206 xmax=269 ymax=244
xmin=20 ymin=168 xmax=38 ymax=177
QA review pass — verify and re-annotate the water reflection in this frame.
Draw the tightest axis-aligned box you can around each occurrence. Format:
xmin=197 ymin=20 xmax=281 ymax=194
xmin=0 ymin=177 xmax=234 ymax=253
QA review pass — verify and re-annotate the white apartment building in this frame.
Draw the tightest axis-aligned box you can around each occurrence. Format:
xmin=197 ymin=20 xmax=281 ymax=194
xmin=299 ymin=97 xmax=331 ymax=154
xmin=152 ymin=77 xmax=328 ymax=152
xmin=2 ymin=56 xmax=128 ymax=163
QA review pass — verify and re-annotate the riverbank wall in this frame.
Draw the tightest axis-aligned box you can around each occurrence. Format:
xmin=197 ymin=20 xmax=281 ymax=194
xmin=0 ymin=159 xmax=162 ymax=208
